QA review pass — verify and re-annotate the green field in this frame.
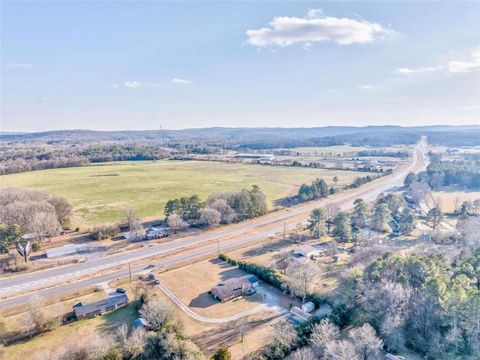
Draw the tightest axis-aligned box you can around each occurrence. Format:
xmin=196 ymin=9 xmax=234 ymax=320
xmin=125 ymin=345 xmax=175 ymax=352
xmin=0 ymin=160 xmax=365 ymax=226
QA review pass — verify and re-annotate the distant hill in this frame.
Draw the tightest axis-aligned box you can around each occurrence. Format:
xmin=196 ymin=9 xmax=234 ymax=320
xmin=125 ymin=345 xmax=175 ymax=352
xmin=1 ymin=125 xmax=479 ymax=147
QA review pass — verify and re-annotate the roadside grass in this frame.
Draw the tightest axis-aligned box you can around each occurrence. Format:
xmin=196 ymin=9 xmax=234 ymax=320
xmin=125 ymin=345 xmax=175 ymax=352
xmin=0 ymin=160 xmax=366 ymax=226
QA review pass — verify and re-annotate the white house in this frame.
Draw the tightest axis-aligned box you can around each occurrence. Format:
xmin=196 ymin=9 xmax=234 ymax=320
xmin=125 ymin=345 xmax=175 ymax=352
xmin=293 ymin=245 xmax=320 ymax=258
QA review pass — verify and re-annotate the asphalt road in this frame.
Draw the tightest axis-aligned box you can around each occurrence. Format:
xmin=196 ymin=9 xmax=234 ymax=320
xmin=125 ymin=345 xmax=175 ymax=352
xmin=0 ymin=140 xmax=427 ymax=308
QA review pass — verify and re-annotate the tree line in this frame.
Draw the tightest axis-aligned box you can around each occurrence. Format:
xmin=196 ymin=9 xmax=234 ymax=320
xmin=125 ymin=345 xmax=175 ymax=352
xmin=0 ymin=143 xmax=171 ymax=175
xmin=0 ymin=188 xmax=73 ymax=254
xmin=165 ymin=185 xmax=268 ymax=231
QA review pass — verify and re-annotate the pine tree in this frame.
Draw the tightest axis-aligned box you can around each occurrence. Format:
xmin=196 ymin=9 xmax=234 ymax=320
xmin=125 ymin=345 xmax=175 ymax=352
xmin=308 ymin=208 xmax=326 ymax=238
xmin=333 ymin=212 xmax=353 ymax=242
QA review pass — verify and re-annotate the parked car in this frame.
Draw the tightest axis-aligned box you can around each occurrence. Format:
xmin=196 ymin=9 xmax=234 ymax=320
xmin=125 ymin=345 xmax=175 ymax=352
xmin=116 ymin=288 xmax=126 ymax=294
xmin=147 ymin=274 xmax=157 ymax=281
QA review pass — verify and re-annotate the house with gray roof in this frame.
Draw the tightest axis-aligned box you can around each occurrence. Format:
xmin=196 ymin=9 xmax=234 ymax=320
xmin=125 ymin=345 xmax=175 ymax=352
xmin=73 ymin=294 xmax=128 ymax=319
xmin=210 ymin=275 xmax=259 ymax=302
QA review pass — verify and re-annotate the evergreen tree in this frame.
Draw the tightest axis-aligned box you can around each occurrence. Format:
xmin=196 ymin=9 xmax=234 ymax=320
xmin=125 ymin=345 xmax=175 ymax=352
xmin=427 ymin=207 xmax=443 ymax=231
xmin=372 ymin=203 xmax=391 ymax=232
xmin=308 ymin=208 xmax=326 ymax=238
xmin=0 ymin=223 xmax=23 ymax=254
xmin=399 ymin=208 xmax=416 ymax=235
xmin=333 ymin=212 xmax=353 ymax=242
xmin=351 ymin=198 xmax=369 ymax=230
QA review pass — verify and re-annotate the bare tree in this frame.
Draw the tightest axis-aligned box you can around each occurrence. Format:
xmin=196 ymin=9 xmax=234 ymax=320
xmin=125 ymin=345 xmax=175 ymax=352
xmin=48 ymin=196 xmax=73 ymax=229
xmin=23 ymin=295 xmax=47 ymax=336
xmin=139 ymin=299 xmax=175 ymax=331
xmin=326 ymin=340 xmax=358 ymax=360
xmin=407 ymin=181 xmax=430 ymax=206
xmin=349 ymin=323 xmax=383 ymax=360
xmin=116 ymin=324 xmax=148 ymax=359
xmin=208 ymin=199 xmax=236 ymax=224
xmin=200 ymin=208 xmax=221 ymax=228
xmin=276 ymin=250 xmax=292 ymax=274
xmin=167 ymin=214 xmax=188 ymax=234
xmin=325 ymin=203 xmax=340 ymax=234
xmin=285 ymin=262 xmax=319 ymax=302
xmin=310 ymin=319 xmax=340 ymax=356
xmin=457 ymin=216 xmax=480 ymax=255
xmin=290 ymin=347 xmax=316 ymax=360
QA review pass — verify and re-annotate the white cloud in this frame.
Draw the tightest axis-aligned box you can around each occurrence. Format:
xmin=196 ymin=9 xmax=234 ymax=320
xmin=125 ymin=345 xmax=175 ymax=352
xmin=397 ymin=66 xmax=443 ymax=74
xmin=246 ymin=9 xmax=393 ymax=47
xmin=124 ymin=81 xmax=142 ymax=88
xmin=357 ymin=84 xmax=377 ymax=90
xmin=448 ymin=50 xmax=480 ymax=73
xmin=151 ymin=83 xmax=163 ymax=88
xmin=172 ymin=78 xmax=192 ymax=85
xmin=397 ymin=49 xmax=480 ymax=75
xmin=8 ymin=63 xmax=32 ymax=69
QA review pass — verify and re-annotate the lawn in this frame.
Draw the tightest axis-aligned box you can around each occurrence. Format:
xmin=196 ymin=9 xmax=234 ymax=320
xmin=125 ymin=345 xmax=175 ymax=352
xmin=157 ymin=258 xmax=265 ymax=318
xmin=0 ymin=160 xmax=364 ymax=226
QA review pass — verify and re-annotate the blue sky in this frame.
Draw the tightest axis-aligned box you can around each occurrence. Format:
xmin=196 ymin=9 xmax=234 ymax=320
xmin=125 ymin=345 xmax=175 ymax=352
xmin=1 ymin=1 xmax=479 ymax=132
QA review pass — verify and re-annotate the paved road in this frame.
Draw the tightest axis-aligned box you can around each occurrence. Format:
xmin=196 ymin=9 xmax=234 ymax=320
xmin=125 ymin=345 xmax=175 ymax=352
xmin=0 ymin=140 xmax=427 ymax=307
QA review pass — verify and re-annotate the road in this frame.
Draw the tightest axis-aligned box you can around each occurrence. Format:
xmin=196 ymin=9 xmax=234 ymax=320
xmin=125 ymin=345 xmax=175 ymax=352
xmin=0 ymin=139 xmax=428 ymax=307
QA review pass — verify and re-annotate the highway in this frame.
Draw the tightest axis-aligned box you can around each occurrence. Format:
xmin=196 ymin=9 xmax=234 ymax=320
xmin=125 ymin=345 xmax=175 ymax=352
xmin=0 ymin=139 xmax=428 ymax=308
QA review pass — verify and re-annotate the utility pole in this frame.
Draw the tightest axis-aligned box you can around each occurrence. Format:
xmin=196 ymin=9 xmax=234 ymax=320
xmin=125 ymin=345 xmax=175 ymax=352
xmin=128 ymin=262 xmax=132 ymax=283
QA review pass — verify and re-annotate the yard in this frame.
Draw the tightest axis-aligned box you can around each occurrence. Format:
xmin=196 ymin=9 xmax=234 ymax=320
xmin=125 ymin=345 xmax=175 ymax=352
xmin=0 ymin=160 xmax=366 ymax=226
xmin=157 ymin=258 xmax=267 ymax=319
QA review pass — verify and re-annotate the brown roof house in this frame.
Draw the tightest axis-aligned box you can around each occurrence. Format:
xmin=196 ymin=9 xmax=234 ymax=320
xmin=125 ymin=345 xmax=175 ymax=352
xmin=211 ymin=275 xmax=259 ymax=302
xmin=73 ymin=294 xmax=128 ymax=319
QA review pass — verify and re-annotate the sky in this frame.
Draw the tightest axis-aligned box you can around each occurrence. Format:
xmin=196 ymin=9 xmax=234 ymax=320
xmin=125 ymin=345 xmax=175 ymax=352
xmin=1 ymin=1 xmax=479 ymax=132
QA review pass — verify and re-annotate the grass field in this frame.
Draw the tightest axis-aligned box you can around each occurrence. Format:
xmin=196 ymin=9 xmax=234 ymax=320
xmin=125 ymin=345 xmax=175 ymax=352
xmin=0 ymin=160 xmax=365 ymax=226
xmin=429 ymin=190 xmax=480 ymax=213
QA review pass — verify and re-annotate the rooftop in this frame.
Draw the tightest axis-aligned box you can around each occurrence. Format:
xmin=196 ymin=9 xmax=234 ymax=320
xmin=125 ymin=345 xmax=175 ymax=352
xmin=73 ymin=294 xmax=128 ymax=318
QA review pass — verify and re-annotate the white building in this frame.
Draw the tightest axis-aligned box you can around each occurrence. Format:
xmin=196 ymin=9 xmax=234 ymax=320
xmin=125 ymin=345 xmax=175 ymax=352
xmin=293 ymin=245 xmax=320 ymax=258
xmin=46 ymin=243 xmax=88 ymax=258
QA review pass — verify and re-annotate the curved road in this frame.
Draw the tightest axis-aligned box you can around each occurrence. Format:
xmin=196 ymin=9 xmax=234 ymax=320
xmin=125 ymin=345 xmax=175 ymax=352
xmin=0 ymin=140 xmax=427 ymax=306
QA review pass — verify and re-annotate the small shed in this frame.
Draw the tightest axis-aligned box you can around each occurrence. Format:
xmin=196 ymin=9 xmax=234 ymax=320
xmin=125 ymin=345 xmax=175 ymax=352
xmin=301 ymin=301 xmax=315 ymax=313
xmin=293 ymin=245 xmax=320 ymax=258
xmin=133 ymin=317 xmax=150 ymax=329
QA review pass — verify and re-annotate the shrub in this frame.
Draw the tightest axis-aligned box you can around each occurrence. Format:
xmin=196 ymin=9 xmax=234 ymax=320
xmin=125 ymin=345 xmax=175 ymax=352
xmin=211 ymin=347 xmax=231 ymax=360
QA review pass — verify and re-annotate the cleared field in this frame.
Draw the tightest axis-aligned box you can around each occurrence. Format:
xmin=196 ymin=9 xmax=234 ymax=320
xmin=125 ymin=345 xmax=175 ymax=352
xmin=429 ymin=190 xmax=480 ymax=213
xmin=0 ymin=160 xmax=365 ymax=226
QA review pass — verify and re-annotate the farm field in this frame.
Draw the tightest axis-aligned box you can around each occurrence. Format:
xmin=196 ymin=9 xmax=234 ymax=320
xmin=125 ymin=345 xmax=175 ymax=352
xmin=0 ymin=160 xmax=366 ymax=226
